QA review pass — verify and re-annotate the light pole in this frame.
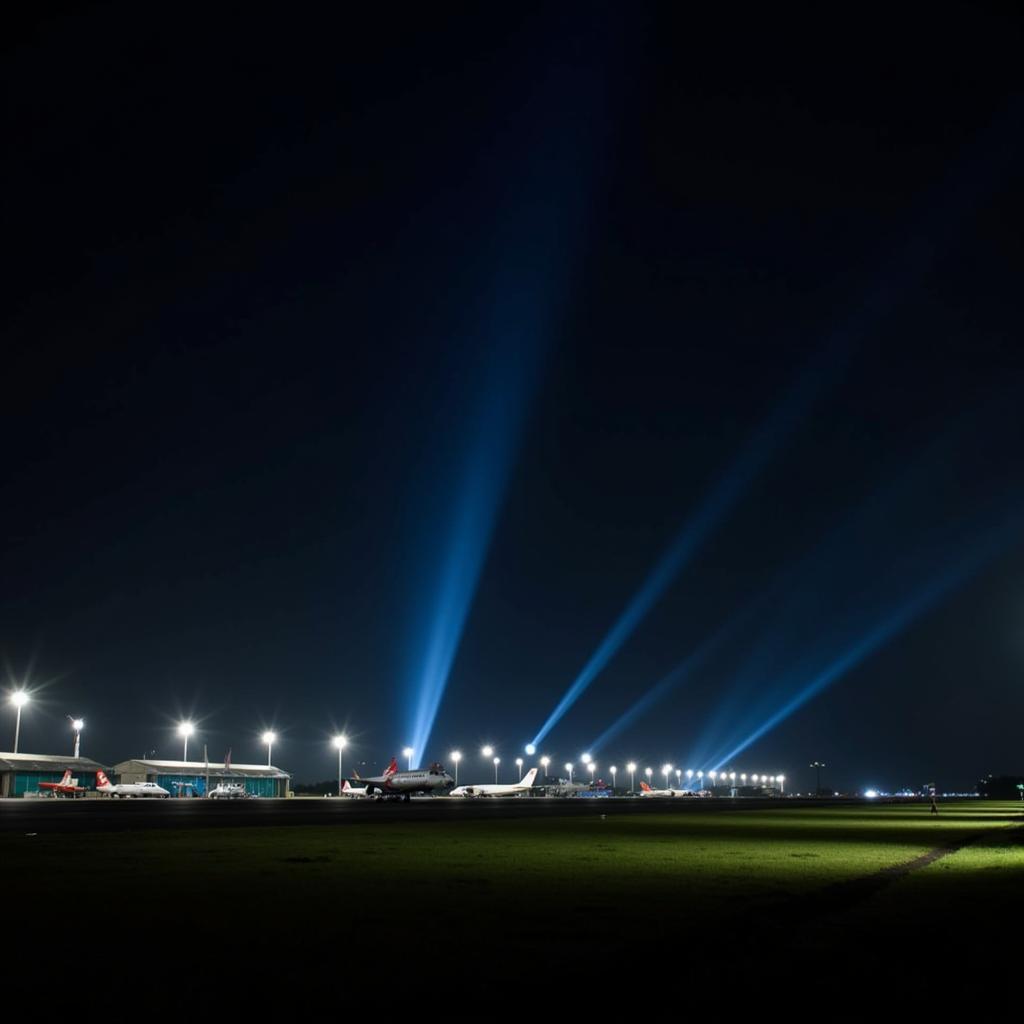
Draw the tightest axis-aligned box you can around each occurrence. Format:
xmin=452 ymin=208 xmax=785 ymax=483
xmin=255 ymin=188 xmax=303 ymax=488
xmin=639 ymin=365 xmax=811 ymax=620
xmin=10 ymin=691 xmax=29 ymax=753
xmin=676 ymin=768 xmax=682 ymax=790
xmin=645 ymin=767 xmax=653 ymax=788
xmin=778 ymin=774 xmax=786 ymax=794
xmin=178 ymin=721 xmax=194 ymax=763
xmin=262 ymin=731 xmax=276 ymax=767
xmin=450 ymin=750 xmax=462 ymax=786
xmin=516 ymin=757 xmax=523 ymax=782
xmin=403 ymin=747 xmax=414 ymax=771
xmin=493 ymin=757 xmax=500 ymax=784
xmin=333 ymin=735 xmax=347 ymax=795
xmin=588 ymin=761 xmax=596 ymax=786
xmin=540 ymin=756 xmax=550 ymax=781
xmin=69 ymin=716 xmax=84 ymax=758
xmin=565 ymin=762 xmax=573 ymax=785
xmin=610 ymin=765 xmax=617 ymax=792
xmin=663 ymin=764 xmax=672 ymax=791
xmin=697 ymin=770 xmax=703 ymax=791
xmin=627 ymin=762 xmax=636 ymax=793
xmin=686 ymin=769 xmax=694 ymax=790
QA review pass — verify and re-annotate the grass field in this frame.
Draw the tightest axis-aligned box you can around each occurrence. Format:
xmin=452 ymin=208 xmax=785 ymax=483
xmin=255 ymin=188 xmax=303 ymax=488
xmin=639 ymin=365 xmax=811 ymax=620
xmin=5 ymin=801 xmax=1021 ymax=1001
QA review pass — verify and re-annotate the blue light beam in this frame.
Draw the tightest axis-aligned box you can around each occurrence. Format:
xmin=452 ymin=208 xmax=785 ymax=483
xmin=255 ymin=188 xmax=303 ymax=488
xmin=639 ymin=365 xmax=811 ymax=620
xmin=529 ymin=343 xmax=850 ymax=749
xmin=711 ymin=519 xmax=1021 ymax=769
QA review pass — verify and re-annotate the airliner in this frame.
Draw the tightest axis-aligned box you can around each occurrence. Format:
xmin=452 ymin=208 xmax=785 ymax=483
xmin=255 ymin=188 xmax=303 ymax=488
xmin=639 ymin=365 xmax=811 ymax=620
xmin=96 ymin=770 xmax=170 ymax=799
xmin=450 ymin=767 xmax=539 ymax=798
xmin=349 ymin=758 xmax=455 ymax=801
xmin=341 ymin=779 xmax=369 ymax=798
xmin=639 ymin=781 xmax=685 ymax=798
xmin=38 ymin=770 xmax=86 ymax=797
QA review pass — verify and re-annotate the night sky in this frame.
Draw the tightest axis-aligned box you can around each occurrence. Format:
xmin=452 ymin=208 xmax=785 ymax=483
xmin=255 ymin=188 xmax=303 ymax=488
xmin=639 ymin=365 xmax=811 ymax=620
xmin=4 ymin=5 xmax=1023 ymax=792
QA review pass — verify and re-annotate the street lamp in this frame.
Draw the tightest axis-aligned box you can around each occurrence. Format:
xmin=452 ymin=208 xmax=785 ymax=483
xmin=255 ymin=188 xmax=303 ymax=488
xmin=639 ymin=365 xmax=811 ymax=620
xmin=516 ymin=757 xmax=523 ymax=781
xmin=493 ymin=756 xmax=500 ymax=784
xmin=565 ymin=762 xmax=573 ymax=784
xmin=540 ymin=756 xmax=550 ymax=779
xmin=450 ymin=750 xmax=462 ymax=786
xmin=662 ymin=764 xmax=672 ymax=791
xmin=403 ymin=747 xmax=414 ymax=770
xmin=686 ymin=769 xmax=694 ymax=789
xmin=588 ymin=761 xmax=596 ymax=785
xmin=481 ymin=745 xmax=494 ymax=760
xmin=68 ymin=716 xmax=84 ymax=758
xmin=178 ymin=721 xmax=194 ymax=762
xmin=645 ymin=767 xmax=653 ymax=788
xmin=778 ymin=773 xmax=786 ymax=794
xmin=333 ymin=735 xmax=347 ymax=795
xmin=9 ymin=691 xmax=29 ymax=754
xmin=697 ymin=770 xmax=704 ymax=791
xmin=627 ymin=762 xmax=636 ymax=793
xmin=676 ymin=768 xmax=682 ymax=789
xmin=610 ymin=765 xmax=617 ymax=791
xmin=262 ymin=730 xmax=276 ymax=767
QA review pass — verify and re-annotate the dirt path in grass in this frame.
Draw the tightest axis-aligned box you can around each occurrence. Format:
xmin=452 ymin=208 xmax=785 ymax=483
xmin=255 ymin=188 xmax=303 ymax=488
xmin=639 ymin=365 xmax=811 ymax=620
xmin=773 ymin=821 xmax=1024 ymax=928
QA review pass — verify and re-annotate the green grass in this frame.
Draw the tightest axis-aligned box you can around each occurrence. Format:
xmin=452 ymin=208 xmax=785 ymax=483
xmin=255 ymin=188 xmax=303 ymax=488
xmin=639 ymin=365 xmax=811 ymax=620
xmin=6 ymin=801 xmax=1021 ymax=992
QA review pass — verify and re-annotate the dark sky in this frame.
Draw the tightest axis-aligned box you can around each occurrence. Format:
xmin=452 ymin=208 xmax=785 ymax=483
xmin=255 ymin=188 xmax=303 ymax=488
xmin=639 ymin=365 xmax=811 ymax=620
xmin=3 ymin=4 xmax=1023 ymax=792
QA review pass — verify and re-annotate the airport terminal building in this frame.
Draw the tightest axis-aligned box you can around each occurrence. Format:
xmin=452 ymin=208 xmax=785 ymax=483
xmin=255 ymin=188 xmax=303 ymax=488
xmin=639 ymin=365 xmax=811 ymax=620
xmin=113 ymin=758 xmax=291 ymax=797
xmin=0 ymin=752 xmax=109 ymax=797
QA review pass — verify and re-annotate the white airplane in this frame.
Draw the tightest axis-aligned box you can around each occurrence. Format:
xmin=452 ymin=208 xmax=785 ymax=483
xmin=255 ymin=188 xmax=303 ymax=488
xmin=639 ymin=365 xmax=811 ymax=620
xmin=348 ymin=757 xmax=455 ymax=801
xmin=341 ymin=779 xmax=369 ymax=798
xmin=450 ymin=767 xmax=539 ymax=798
xmin=96 ymin=770 xmax=170 ymax=799
xmin=639 ymin=781 xmax=686 ymax=798
xmin=208 ymin=783 xmax=248 ymax=799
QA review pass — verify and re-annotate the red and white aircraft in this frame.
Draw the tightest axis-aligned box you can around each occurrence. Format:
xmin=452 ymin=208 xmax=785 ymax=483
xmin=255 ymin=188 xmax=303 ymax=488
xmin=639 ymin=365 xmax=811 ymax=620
xmin=96 ymin=770 xmax=170 ymax=799
xmin=347 ymin=757 xmax=454 ymax=801
xmin=38 ymin=770 xmax=86 ymax=797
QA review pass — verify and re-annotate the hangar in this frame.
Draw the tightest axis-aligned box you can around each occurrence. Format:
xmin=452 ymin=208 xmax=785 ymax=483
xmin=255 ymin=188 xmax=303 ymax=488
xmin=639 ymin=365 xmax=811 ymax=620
xmin=0 ymin=751 xmax=110 ymax=797
xmin=112 ymin=758 xmax=290 ymax=797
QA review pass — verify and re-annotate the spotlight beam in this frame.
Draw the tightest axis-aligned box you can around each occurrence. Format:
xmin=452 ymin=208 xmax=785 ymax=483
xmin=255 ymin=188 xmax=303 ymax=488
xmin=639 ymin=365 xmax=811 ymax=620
xmin=711 ymin=517 xmax=1021 ymax=767
xmin=530 ymin=342 xmax=850 ymax=749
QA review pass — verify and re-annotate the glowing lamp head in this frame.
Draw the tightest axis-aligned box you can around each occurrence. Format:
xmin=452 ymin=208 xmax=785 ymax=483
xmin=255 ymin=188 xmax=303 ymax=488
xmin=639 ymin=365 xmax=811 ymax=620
xmin=709 ymin=770 xmax=717 ymax=781
xmin=262 ymin=731 xmax=277 ymax=745
xmin=610 ymin=765 xmax=617 ymax=774
xmin=565 ymin=763 xmax=573 ymax=773
xmin=581 ymin=752 xmax=592 ymax=764
xmin=515 ymin=757 xmax=523 ymax=767
xmin=10 ymin=691 xmax=29 ymax=709
xmin=627 ymin=762 xmax=637 ymax=773
xmin=525 ymin=744 xmax=536 ymax=756
xmin=493 ymin=757 xmax=500 ymax=766
xmin=540 ymin=756 xmax=550 ymax=768
xmin=72 ymin=718 xmax=85 ymax=731
xmin=402 ymin=746 xmax=414 ymax=759
xmin=450 ymin=750 xmax=462 ymax=763
xmin=645 ymin=767 xmax=652 ymax=777
xmin=177 ymin=722 xmax=194 ymax=739
xmin=686 ymin=769 xmax=693 ymax=779
xmin=333 ymin=735 xmax=348 ymax=750
xmin=482 ymin=745 xmax=493 ymax=758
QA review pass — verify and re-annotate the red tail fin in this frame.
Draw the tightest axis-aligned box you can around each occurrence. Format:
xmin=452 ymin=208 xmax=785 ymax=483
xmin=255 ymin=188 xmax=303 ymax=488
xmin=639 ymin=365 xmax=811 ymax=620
xmin=59 ymin=770 xmax=72 ymax=786
xmin=96 ymin=770 xmax=111 ymax=788
xmin=384 ymin=758 xmax=398 ymax=777
xmin=640 ymin=781 xmax=652 ymax=791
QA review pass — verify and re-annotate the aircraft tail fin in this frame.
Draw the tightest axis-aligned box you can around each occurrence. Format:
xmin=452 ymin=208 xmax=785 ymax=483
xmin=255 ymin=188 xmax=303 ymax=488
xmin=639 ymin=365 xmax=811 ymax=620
xmin=521 ymin=767 xmax=539 ymax=787
xmin=96 ymin=770 xmax=111 ymax=789
xmin=640 ymin=781 xmax=652 ymax=792
xmin=384 ymin=758 xmax=398 ymax=777
xmin=59 ymin=770 xmax=72 ymax=786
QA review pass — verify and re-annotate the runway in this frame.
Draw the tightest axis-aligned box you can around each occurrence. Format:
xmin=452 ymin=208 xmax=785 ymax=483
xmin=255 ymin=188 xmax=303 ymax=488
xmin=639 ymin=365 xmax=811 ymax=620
xmin=0 ymin=795 xmax=868 ymax=834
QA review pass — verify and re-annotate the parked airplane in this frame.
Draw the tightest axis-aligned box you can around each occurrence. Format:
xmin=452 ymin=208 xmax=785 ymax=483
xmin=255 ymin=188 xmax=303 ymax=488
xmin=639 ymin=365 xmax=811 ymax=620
xmin=208 ymin=783 xmax=248 ymax=799
xmin=349 ymin=758 xmax=454 ymax=801
xmin=450 ymin=767 xmax=539 ymax=798
xmin=341 ymin=779 xmax=369 ymax=798
xmin=96 ymin=770 xmax=170 ymax=799
xmin=639 ymin=781 xmax=684 ymax=798
xmin=38 ymin=770 xmax=86 ymax=797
